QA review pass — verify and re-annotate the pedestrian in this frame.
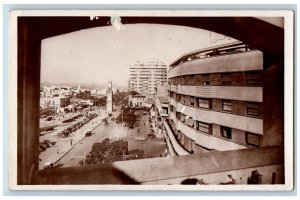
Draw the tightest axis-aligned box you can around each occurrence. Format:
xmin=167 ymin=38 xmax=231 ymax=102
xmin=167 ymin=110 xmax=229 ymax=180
xmin=57 ymin=148 xmax=59 ymax=154
xmin=70 ymin=138 xmax=73 ymax=146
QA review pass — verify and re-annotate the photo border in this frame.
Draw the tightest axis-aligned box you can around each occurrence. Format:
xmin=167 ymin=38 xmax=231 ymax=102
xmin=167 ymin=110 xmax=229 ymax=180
xmin=4 ymin=6 xmax=296 ymax=194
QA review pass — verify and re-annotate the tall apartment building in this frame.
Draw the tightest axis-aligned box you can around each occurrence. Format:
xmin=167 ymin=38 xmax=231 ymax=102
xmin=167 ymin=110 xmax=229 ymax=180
xmin=163 ymin=41 xmax=283 ymax=155
xmin=129 ymin=60 xmax=167 ymax=95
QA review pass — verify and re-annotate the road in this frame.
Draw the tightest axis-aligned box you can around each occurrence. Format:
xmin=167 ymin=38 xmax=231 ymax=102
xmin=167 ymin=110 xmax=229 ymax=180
xmin=38 ymin=107 xmax=105 ymax=169
xmin=55 ymin=109 xmax=167 ymax=168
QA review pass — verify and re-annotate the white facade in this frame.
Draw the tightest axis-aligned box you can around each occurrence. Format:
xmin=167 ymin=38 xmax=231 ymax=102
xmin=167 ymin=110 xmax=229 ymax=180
xmin=128 ymin=95 xmax=146 ymax=108
xmin=166 ymin=42 xmax=266 ymax=154
xmin=129 ymin=60 xmax=167 ymax=95
xmin=40 ymin=97 xmax=70 ymax=109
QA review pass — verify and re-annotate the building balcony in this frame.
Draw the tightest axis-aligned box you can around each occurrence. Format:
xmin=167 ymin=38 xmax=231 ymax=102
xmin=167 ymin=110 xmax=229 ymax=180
xmin=169 ymin=84 xmax=262 ymax=102
xmin=169 ymin=112 xmax=247 ymax=151
xmin=170 ymin=99 xmax=263 ymax=135
xmin=177 ymin=120 xmax=247 ymax=151
xmin=163 ymin=121 xmax=190 ymax=156
xmin=168 ymin=50 xmax=263 ymax=78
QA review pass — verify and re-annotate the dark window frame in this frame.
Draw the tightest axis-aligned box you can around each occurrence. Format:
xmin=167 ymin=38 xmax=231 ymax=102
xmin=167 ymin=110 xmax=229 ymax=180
xmin=198 ymin=121 xmax=212 ymax=135
xmin=222 ymin=100 xmax=232 ymax=112
xmin=202 ymin=74 xmax=210 ymax=85
xmin=221 ymin=126 xmax=232 ymax=139
xmin=222 ymin=73 xmax=232 ymax=85
xmin=190 ymin=96 xmax=195 ymax=106
xmin=198 ymin=98 xmax=211 ymax=109
xmin=246 ymin=132 xmax=261 ymax=147
xmin=247 ymin=102 xmax=261 ymax=117
xmin=246 ymin=71 xmax=262 ymax=86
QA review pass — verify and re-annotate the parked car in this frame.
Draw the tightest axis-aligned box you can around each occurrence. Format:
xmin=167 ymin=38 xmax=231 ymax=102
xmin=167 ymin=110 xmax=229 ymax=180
xmin=43 ymin=161 xmax=54 ymax=169
xmin=85 ymin=131 xmax=92 ymax=137
xmin=135 ymin=136 xmax=147 ymax=141
xmin=147 ymin=133 xmax=155 ymax=139
xmin=45 ymin=116 xmax=53 ymax=121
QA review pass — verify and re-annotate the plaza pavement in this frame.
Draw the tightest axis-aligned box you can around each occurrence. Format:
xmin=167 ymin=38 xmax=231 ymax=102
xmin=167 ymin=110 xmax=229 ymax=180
xmin=54 ymin=109 xmax=167 ymax=168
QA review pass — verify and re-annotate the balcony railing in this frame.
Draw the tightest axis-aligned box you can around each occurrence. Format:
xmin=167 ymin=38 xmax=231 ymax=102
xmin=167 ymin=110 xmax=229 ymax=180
xmin=169 ymin=84 xmax=262 ymax=102
xmin=169 ymin=41 xmax=249 ymax=68
xmin=170 ymin=98 xmax=263 ymax=135
xmin=168 ymin=50 xmax=263 ymax=78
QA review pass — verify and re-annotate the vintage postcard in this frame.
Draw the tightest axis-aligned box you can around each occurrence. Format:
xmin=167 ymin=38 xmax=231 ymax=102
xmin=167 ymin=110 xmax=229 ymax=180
xmin=8 ymin=10 xmax=294 ymax=191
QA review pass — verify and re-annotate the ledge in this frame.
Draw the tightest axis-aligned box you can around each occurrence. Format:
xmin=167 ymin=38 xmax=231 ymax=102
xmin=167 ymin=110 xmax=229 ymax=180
xmin=163 ymin=121 xmax=190 ymax=156
xmin=32 ymin=146 xmax=283 ymax=185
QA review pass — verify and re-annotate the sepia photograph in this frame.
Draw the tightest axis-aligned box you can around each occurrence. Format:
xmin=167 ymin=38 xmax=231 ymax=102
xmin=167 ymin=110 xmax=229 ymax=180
xmin=8 ymin=10 xmax=294 ymax=190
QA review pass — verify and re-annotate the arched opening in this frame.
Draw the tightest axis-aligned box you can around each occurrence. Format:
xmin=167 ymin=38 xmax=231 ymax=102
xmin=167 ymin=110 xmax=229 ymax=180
xmin=16 ymin=16 xmax=284 ymax=185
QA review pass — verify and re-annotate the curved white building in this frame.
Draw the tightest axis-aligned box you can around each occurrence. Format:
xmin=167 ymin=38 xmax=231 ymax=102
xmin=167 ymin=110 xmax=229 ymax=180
xmin=164 ymin=41 xmax=282 ymax=155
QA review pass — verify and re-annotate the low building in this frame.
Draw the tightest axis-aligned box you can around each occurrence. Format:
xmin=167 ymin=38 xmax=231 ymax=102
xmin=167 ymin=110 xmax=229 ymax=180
xmin=128 ymin=95 xmax=146 ymax=108
xmin=40 ymin=96 xmax=70 ymax=109
xmin=75 ymin=90 xmax=91 ymax=99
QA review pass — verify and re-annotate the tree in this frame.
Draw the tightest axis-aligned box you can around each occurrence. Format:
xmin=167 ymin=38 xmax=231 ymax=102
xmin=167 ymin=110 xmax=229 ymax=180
xmin=116 ymin=106 xmax=136 ymax=128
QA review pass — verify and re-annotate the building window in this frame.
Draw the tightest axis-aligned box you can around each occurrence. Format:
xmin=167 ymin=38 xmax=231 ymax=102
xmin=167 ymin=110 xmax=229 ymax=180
xmin=170 ymin=105 xmax=173 ymax=112
xmin=222 ymin=100 xmax=232 ymax=112
xmin=222 ymin=73 xmax=231 ymax=85
xmin=185 ymin=76 xmax=190 ymax=85
xmin=182 ymin=95 xmax=186 ymax=104
xmin=190 ymin=96 xmax=195 ymax=106
xmin=198 ymin=122 xmax=212 ymax=134
xmin=186 ymin=117 xmax=195 ymax=128
xmin=198 ymin=98 xmax=211 ymax=109
xmin=246 ymin=132 xmax=261 ymax=147
xmin=203 ymin=74 xmax=210 ymax=85
xmin=247 ymin=103 xmax=261 ymax=116
xmin=221 ymin=126 xmax=232 ymax=139
xmin=247 ymin=71 xmax=261 ymax=86
xmin=180 ymin=114 xmax=186 ymax=123
xmin=190 ymin=75 xmax=195 ymax=85
xmin=176 ymin=112 xmax=181 ymax=120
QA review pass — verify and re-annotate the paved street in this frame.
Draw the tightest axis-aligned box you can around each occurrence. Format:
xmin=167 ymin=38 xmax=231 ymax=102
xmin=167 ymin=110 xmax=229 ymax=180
xmin=38 ymin=107 xmax=105 ymax=169
xmin=54 ymin=109 xmax=167 ymax=168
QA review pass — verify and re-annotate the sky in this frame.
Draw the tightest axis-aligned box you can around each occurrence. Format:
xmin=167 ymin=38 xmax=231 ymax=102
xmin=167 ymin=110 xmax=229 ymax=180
xmin=41 ymin=23 xmax=233 ymax=87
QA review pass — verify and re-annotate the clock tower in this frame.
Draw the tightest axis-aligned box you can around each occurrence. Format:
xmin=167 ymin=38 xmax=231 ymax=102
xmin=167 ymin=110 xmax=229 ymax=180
xmin=106 ymin=81 xmax=113 ymax=116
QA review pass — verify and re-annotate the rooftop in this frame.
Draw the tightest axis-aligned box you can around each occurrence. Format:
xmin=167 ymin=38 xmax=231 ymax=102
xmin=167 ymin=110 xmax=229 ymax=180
xmin=169 ymin=41 xmax=248 ymax=68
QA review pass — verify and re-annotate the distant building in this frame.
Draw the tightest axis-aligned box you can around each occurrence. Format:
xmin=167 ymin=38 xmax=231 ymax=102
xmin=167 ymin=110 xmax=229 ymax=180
xmin=128 ymin=95 xmax=146 ymax=108
xmin=40 ymin=96 xmax=70 ymax=109
xmin=74 ymin=90 xmax=91 ymax=99
xmin=106 ymin=81 xmax=113 ymax=115
xmin=154 ymin=83 xmax=169 ymax=134
xmin=129 ymin=60 xmax=167 ymax=95
xmin=82 ymin=90 xmax=91 ymax=99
